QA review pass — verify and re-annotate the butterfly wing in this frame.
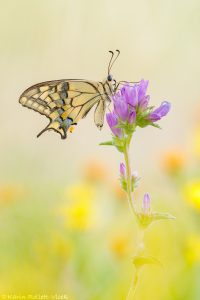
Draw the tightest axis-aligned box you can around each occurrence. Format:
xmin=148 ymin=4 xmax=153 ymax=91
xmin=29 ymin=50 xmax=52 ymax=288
xmin=19 ymin=79 xmax=107 ymax=139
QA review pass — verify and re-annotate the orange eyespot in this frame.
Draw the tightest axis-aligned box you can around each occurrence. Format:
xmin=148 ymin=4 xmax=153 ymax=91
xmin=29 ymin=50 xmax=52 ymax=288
xmin=69 ymin=126 xmax=75 ymax=133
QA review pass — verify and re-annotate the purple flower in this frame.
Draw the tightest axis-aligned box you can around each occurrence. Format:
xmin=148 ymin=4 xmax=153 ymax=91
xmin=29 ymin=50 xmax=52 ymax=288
xmin=114 ymin=98 xmax=129 ymax=121
xmin=106 ymin=112 xmax=122 ymax=137
xmin=142 ymin=193 xmax=151 ymax=214
xmin=120 ymin=163 xmax=126 ymax=177
xmin=121 ymin=84 xmax=138 ymax=107
xmin=107 ymin=79 xmax=171 ymax=135
xmin=148 ymin=101 xmax=171 ymax=122
xmin=111 ymin=85 xmax=139 ymax=124
xmin=138 ymin=79 xmax=149 ymax=102
xmin=118 ymin=79 xmax=150 ymax=111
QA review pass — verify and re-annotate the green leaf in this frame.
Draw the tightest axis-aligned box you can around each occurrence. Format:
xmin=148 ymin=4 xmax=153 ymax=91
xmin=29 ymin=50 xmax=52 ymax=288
xmin=120 ymin=178 xmax=127 ymax=191
xmin=136 ymin=117 xmax=150 ymax=128
xmin=152 ymin=212 xmax=176 ymax=221
xmin=113 ymin=136 xmax=125 ymax=152
xmin=132 ymin=255 xmax=162 ymax=269
xmin=151 ymin=123 xmax=161 ymax=129
xmin=137 ymin=213 xmax=153 ymax=228
xmin=99 ymin=140 xmax=113 ymax=146
xmin=137 ymin=211 xmax=176 ymax=229
xmin=131 ymin=175 xmax=140 ymax=191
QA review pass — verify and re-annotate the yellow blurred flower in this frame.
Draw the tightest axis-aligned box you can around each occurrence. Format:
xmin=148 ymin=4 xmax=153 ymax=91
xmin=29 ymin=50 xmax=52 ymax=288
xmin=109 ymin=234 xmax=130 ymax=258
xmin=185 ymin=234 xmax=200 ymax=264
xmin=66 ymin=201 xmax=92 ymax=230
xmin=60 ymin=183 xmax=96 ymax=230
xmin=184 ymin=179 xmax=200 ymax=210
xmin=0 ymin=184 xmax=24 ymax=205
xmin=161 ymin=149 xmax=186 ymax=175
xmin=83 ymin=160 xmax=107 ymax=182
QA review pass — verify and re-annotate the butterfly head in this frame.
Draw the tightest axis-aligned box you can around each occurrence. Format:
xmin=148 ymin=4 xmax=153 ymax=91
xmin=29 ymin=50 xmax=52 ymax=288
xmin=106 ymin=50 xmax=120 ymax=93
xmin=107 ymin=74 xmax=113 ymax=82
xmin=104 ymin=74 xmax=116 ymax=93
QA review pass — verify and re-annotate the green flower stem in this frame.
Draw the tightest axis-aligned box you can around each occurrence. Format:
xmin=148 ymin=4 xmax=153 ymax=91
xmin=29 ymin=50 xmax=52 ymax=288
xmin=126 ymin=227 xmax=145 ymax=300
xmin=123 ymin=136 xmax=145 ymax=299
xmin=126 ymin=268 xmax=139 ymax=300
xmin=123 ymin=138 xmax=137 ymax=218
xmin=126 ymin=207 xmax=145 ymax=300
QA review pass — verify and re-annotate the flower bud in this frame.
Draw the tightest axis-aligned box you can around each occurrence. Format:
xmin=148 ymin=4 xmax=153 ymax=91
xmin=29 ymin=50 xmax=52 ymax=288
xmin=142 ymin=193 xmax=151 ymax=215
xmin=131 ymin=171 xmax=139 ymax=191
xmin=128 ymin=110 xmax=136 ymax=124
xmin=120 ymin=163 xmax=126 ymax=177
xmin=148 ymin=101 xmax=171 ymax=122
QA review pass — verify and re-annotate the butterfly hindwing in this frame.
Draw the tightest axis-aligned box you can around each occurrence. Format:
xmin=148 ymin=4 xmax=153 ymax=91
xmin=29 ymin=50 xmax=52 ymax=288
xmin=19 ymin=79 xmax=106 ymax=139
xmin=94 ymin=99 xmax=106 ymax=129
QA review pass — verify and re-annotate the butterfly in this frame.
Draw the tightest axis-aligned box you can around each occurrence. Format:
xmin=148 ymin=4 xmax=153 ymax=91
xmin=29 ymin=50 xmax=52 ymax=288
xmin=19 ymin=50 xmax=129 ymax=139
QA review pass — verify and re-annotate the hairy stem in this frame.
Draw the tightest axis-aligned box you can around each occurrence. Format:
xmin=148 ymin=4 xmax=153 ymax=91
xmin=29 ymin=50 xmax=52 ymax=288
xmin=123 ymin=137 xmax=145 ymax=299
xmin=123 ymin=140 xmax=137 ymax=217
xmin=126 ymin=268 xmax=139 ymax=300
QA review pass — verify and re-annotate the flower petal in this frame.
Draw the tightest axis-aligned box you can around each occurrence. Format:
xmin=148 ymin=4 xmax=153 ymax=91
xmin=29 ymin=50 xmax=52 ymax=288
xmin=139 ymin=95 xmax=150 ymax=111
xmin=153 ymin=101 xmax=171 ymax=117
xmin=128 ymin=110 xmax=136 ymax=124
xmin=127 ymin=85 xmax=138 ymax=107
xmin=138 ymin=79 xmax=149 ymax=102
xmin=114 ymin=99 xmax=129 ymax=121
xmin=106 ymin=112 xmax=123 ymax=137
xmin=148 ymin=101 xmax=171 ymax=122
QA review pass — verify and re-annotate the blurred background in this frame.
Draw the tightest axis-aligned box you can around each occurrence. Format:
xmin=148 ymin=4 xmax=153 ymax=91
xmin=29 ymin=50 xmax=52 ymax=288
xmin=0 ymin=0 xmax=200 ymax=299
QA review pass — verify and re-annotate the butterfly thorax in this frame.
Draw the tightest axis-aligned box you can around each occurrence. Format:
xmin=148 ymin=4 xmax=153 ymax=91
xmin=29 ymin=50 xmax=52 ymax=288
xmin=101 ymin=75 xmax=116 ymax=98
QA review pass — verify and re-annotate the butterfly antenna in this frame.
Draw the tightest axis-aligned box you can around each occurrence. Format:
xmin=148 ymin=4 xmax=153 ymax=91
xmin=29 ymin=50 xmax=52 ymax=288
xmin=109 ymin=49 xmax=120 ymax=73
xmin=108 ymin=50 xmax=114 ymax=75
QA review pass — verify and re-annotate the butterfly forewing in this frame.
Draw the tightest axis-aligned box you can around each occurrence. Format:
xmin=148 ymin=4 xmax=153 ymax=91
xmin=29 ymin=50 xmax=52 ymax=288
xmin=19 ymin=79 xmax=109 ymax=139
